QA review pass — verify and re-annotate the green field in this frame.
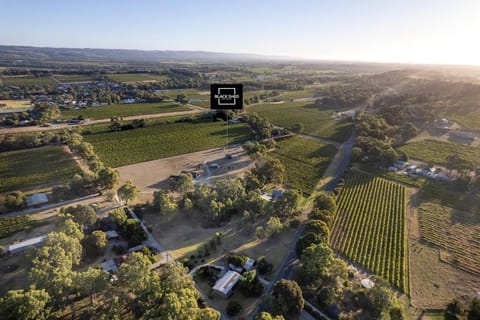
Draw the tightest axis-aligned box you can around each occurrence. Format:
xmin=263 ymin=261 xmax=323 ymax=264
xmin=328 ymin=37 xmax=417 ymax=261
xmin=84 ymin=122 xmax=250 ymax=167
xmin=248 ymin=101 xmax=353 ymax=142
xmin=270 ymin=136 xmax=337 ymax=193
xmin=0 ymin=146 xmax=82 ymax=193
xmin=62 ymin=102 xmax=191 ymax=120
xmin=53 ymin=74 xmax=95 ymax=82
xmin=158 ymin=88 xmax=210 ymax=108
xmin=1 ymin=76 xmax=56 ymax=86
xmin=331 ymin=172 xmax=407 ymax=291
xmin=107 ymin=73 xmax=169 ymax=83
xmin=399 ymin=139 xmax=480 ymax=166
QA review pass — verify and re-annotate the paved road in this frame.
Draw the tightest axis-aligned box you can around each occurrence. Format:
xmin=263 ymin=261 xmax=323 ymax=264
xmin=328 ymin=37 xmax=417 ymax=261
xmin=0 ymin=106 xmax=206 ymax=134
xmin=2 ymin=193 xmax=101 ymax=217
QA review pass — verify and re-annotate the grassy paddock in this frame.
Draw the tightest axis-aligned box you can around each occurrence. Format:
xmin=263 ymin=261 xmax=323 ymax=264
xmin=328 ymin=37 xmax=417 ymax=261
xmin=270 ymin=136 xmax=337 ymax=194
xmin=1 ymin=76 xmax=56 ymax=86
xmin=62 ymin=102 xmax=190 ymax=119
xmin=399 ymin=139 xmax=480 ymax=166
xmin=0 ymin=146 xmax=81 ymax=193
xmin=53 ymin=74 xmax=95 ymax=82
xmin=248 ymin=101 xmax=353 ymax=142
xmin=107 ymin=73 xmax=169 ymax=83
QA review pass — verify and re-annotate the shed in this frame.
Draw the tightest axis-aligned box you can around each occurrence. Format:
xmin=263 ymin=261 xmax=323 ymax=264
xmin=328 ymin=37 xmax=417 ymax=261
xmin=212 ymin=270 xmax=241 ymax=298
xmin=101 ymin=259 xmax=119 ymax=273
xmin=105 ymin=230 xmax=120 ymax=240
xmin=243 ymin=257 xmax=256 ymax=272
xmin=8 ymin=236 xmax=46 ymax=254
xmin=26 ymin=193 xmax=48 ymax=207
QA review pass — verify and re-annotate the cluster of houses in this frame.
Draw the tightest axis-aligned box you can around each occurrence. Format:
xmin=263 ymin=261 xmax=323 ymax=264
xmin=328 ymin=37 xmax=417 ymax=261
xmin=387 ymin=160 xmax=453 ymax=182
xmin=212 ymin=257 xmax=256 ymax=298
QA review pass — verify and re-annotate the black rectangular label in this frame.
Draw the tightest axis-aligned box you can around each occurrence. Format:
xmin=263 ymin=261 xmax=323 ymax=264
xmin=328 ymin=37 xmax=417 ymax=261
xmin=210 ymin=84 xmax=243 ymax=110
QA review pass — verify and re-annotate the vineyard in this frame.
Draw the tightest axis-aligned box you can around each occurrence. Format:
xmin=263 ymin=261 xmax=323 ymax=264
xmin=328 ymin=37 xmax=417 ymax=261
xmin=331 ymin=172 xmax=407 ymax=291
xmin=0 ymin=215 xmax=32 ymax=238
xmin=270 ymin=136 xmax=337 ymax=193
xmin=248 ymin=101 xmax=353 ymax=142
xmin=417 ymin=202 xmax=480 ymax=274
xmin=0 ymin=146 xmax=82 ymax=193
xmin=85 ymin=121 xmax=250 ymax=167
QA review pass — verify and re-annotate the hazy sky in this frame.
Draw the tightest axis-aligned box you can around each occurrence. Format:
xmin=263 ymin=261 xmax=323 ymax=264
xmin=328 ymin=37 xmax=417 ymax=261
xmin=1 ymin=0 xmax=479 ymax=65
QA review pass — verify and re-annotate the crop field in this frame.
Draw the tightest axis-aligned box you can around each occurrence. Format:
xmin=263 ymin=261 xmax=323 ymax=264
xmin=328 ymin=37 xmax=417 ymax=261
xmin=1 ymin=76 xmax=56 ymax=86
xmin=107 ymin=73 xmax=169 ymax=83
xmin=61 ymin=102 xmax=190 ymax=119
xmin=331 ymin=172 xmax=407 ymax=291
xmin=417 ymin=202 xmax=480 ymax=274
xmin=270 ymin=136 xmax=337 ymax=193
xmin=399 ymin=139 xmax=480 ymax=166
xmin=53 ymin=74 xmax=95 ymax=82
xmin=248 ymin=101 xmax=353 ymax=142
xmin=0 ymin=146 xmax=81 ymax=193
xmin=0 ymin=215 xmax=32 ymax=238
xmin=84 ymin=121 xmax=250 ymax=167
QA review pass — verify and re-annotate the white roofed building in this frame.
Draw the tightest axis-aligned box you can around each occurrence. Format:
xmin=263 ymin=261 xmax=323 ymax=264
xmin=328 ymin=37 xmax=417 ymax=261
xmin=212 ymin=270 xmax=241 ymax=298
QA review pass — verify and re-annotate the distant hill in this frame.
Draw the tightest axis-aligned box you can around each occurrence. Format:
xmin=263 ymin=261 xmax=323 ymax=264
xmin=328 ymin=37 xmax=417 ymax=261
xmin=0 ymin=45 xmax=287 ymax=64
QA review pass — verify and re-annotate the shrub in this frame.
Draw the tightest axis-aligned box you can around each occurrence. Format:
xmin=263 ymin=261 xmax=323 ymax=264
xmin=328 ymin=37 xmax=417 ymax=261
xmin=226 ymin=301 xmax=243 ymax=316
xmin=257 ymin=257 xmax=273 ymax=275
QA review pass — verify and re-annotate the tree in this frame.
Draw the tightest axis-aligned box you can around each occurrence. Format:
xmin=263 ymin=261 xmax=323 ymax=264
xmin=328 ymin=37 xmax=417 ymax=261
xmin=108 ymin=207 xmax=127 ymax=227
xmin=313 ymin=193 xmax=337 ymax=213
xmin=0 ymin=289 xmax=50 ymax=320
xmin=305 ymin=220 xmax=330 ymax=241
xmin=215 ymin=178 xmax=246 ymax=211
xmin=121 ymin=218 xmax=147 ymax=246
xmin=254 ymin=312 xmax=285 ymax=320
xmin=255 ymin=226 xmax=268 ymax=240
xmin=296 ymin=232 xmax=325 ymax=257
xmin=226 ymin=301 xmax=243 ymax=316
xmin=171 ymin=173 xmax=194 ymax=194
xmin=308 ymin=208 xmax=334 ymax=226
xmin=299 ymin=243 xmax=334 ymax=286
xmin=117 ymin=180 xmax=140 ymax=205
xmin=96 ymin=167 xmax=120 ymax=189
xmin=398 ymin=122 xmax=418 ymax=142
xmin=61 ymin=204 xmax=97 ymax=226
xmin=254 ymin=158 xmax=285 ymax=185
xmin=245 ymin=190 xmax=266 ymax=216
xmin=446 ymin=154 xmax=475 ymax=173
xmin=152 ymin=191 xmax=178 ymax=216
xmin=257 ymin=257 xmax=273 ymax=275
xmin=266 ymin=216 xmax=284 ymax=237
xmin=238 ymin=270 xmax=264 ymax=297
xmin=56 ymin=215 xmax=84 ymax=240
xmin=468 ymin=297 xmax=480 ymax=320
xmin=82 ymin=230 xmax=108 ymax=258
xmin=273 ymin=190 xmax=300 ymax=219
xmin=74 ymin=267 xmax=109 ymax=307
xmin=291 ymin=123 xmax=304 ymax=134
xmin=389 ymin=307 xmax=404 ymax=320
xmin=351 ymin=146 xmax=363 ymax=162
xmin=5 ymin=191 xmax=26 ymax=210
xmin=267 ymin=279 xmax=304 ymax=316
xmin=31 ymin=102 xmax=59 ymax=122
xmin=447 ymin=299 xmax=464 ymax=316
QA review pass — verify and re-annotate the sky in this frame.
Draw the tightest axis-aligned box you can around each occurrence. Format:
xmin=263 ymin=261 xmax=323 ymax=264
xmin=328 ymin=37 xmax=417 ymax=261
xmin=1 ymin=0 xmax=480 ymax=65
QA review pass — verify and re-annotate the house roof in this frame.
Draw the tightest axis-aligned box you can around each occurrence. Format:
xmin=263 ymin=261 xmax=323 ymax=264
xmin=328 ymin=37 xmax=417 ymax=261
xmin=101 ymin=259 xmax=118 ymax=273
xmin=26 ymin=193 xmax=48 ymax=207
xmin=8 ymin=235 xmax=46 ymax=253
xmin=105 ymin=230 xmax=119 ymax=239
xmin=243 ymin=257 xmax=255 ymax=271
xmin=212 ymin=270 xmax=241 ymax=295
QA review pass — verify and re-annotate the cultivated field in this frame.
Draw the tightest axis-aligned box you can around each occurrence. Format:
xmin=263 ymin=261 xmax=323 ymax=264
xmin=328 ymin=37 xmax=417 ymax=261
xmin=399 ymin=139 xmax=480 ymax=166
xmin=118 ymin=146 xmax=254 ymax=194
xmin=61 ymin=102 xmax=190 ymax=119
xmin=270 ymin=136 xmax=337 ymax=193
xmin=1 ymin=76 xmax=56 ymax=86
xmin=248 ymin=101 xmax=353 ymax=142
xmin=0 ymin=215 xmax=32 ymax=238
xmin=53 ymin=74 xmax=95 ymax=82
xmin=0 ymin=146 xmax=82 ymax=193
xmin=84 ymin=121 xmax=250 ymax=167
xmin=331 ymin=172 xmax=407 ymax=291
xmin=107 ymin=73 xmax=169 ymax=83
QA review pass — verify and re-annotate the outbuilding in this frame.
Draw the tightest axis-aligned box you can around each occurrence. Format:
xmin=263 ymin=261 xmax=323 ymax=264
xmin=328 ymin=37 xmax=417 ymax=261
xmin=8 ymin=236 xmax=46 ymax=254
xmin=212 ymin=270 xmax=241 ymax=298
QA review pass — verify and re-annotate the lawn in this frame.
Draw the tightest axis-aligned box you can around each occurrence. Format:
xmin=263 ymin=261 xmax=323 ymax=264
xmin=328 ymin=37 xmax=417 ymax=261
xmin=1 ymin=76 xmax=56 ymax=86
xmin=248 ymin=101 xmax=353 ymax=142
xmin=61 ymin=102 xmax=190 ymax=119
xmin=398 ymin=139 xmax=480 ymax=166
xmin=84 ymin=121 xmax=250 ymax=167
xmin=270 ymin=136 xmax=337 ymax=194
xmin=107 ymin=73 xmax=169 ymax=83
xmin=53 ymin=74 xmax=95 ymax=82
xmin=0 ymin=146 xmax=81 ymax=193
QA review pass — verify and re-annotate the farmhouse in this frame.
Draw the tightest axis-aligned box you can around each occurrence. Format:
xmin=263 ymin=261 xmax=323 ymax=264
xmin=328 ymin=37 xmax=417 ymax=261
xmin=8 ymin=235 xmax=46 ymax=254
xmin=212 ymin=270 xmax=241 ymax=298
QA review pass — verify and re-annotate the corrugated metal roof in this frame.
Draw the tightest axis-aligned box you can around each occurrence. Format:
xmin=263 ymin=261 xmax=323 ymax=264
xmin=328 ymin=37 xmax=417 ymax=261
xmin=8 ymin=235 xmax=46 ymax=253
xmin=212 ymin=270 xmax=241 ymax=295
